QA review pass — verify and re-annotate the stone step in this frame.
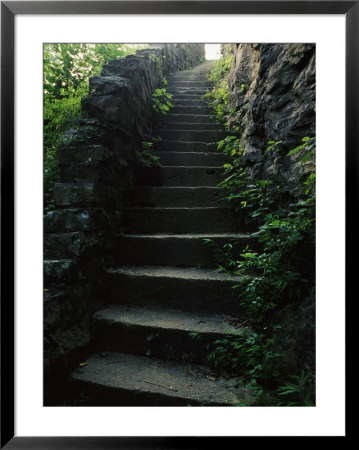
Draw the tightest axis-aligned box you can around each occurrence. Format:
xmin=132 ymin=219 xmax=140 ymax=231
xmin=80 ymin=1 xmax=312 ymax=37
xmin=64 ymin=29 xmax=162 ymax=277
xmin=153 ymin=151 xmax=229 ymax=167
xmin=168 ymin=89 xmax=208 ymax=96
xmin=70 ymin=351 xmax=253 ymax=406
xmin=115 ymin=232 xmax=257 ymax=268
xmin=172 ymin=91 xmax=204 ymax=97
xmin=106 ymin=266 xmax=246 ymax=313
xmin=171 ymin=64 xmax=214 ymax=76
xmin=158 ymin=129 xmax=227 ymax=142
xmin=171 ymin=98 xmax=208 ymax=106
xmin=159 ymin=113 xmax=215 ymax=124
xmin=137 ymin=166 xmax=224 ymax=187
xmin=171 ymin=105 xmax=210 ymax=115
xmin=172 ymin=95 xmax=207 ymax=103
xmin=123 ymin=206 xmax=240 ymax=233
xmin=167 ymin=81 xmax=211 ymax=89
xmin=134 ymin=186 xmax=225 ymax=207
xmin=169 ymin=75 xmax=209 ymax=82
xmin=159 ymin=122 xmax=220 ymax=131
xmin=155 ymin=140 xmax=218 ymax=153
xmin=92 ymin=305 xmax=249 ymax=365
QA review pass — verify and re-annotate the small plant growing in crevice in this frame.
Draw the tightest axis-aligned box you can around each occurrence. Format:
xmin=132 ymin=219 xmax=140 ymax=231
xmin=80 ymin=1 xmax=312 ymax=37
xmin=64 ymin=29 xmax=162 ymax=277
xmin=240 ymin=83 xmax=248 ymax=92
xmin=152 ymin=88 xmax=174 ymax=115
xmin=277 ymin=369 xmax=315 ymax=406
xmin=136 ymin=141 xmax=162 ymax=167
xmin=203 ymin=54 xmax=233 ymax=123
xmin=287 ymin=136 xmax=316 ymax=163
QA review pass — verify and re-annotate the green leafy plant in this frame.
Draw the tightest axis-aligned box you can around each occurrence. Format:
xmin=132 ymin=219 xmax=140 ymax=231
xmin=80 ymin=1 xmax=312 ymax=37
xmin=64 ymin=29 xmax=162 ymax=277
xmin=136 ymin=141 xmax=162 ymax=167
xmin=202 ymin=51 xmax=316 ymax=406
xmin=152 ymin=88 xmax=174 ymax=115
xmin=217 ymin=135 xmax=243 ymax=158
xmin=277 ymin=370 xmax=315 ymax=406
xmin=188 ymin=332 xmax=202 ymax=341
xmin=240 ymin=83 xmax=248 ymax=92
xmin=203 ymin=54 xmax=233 ymax=123
xmin=287 ymin=136 xmax=316 ymax=163
xmin=198 ymin=132 xmax=316 ymax=405
xmin=265 ymin=140 xmax=283 ymax=154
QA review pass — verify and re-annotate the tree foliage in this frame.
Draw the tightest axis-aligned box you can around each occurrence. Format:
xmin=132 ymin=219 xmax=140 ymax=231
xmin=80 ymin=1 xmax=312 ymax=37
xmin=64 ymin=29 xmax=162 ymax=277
xmin=43 ymin=43 xmax=146 ymax=209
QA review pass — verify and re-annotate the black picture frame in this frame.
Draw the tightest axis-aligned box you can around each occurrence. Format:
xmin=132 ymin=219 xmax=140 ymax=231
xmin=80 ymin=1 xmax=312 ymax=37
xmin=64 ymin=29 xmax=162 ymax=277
xmin=1 ymin=1 xmax=354 ymax=447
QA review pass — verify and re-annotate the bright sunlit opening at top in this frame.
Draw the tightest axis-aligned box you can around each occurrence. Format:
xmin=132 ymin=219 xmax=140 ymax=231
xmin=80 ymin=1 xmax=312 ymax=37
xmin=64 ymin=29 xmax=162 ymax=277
xmin=205 ymin=44 xmax=221 ymax=60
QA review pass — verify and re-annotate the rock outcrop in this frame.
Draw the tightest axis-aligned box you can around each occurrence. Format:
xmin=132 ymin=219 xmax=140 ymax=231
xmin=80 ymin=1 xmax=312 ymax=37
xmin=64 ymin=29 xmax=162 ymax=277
xmin=223 ymin=43 xmax=315 ymax=198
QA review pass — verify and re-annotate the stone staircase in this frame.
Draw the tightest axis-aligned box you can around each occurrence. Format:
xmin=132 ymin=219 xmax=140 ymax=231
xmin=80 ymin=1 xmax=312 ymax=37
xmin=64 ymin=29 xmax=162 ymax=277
xmin=70 ymin=61 xmax=255 ymax=406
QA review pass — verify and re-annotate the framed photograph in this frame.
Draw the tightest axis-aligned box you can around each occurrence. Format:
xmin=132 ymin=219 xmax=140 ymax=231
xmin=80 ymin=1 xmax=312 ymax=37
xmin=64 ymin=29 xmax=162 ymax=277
xmin=1 ymin=1 xmax=353 ymax=447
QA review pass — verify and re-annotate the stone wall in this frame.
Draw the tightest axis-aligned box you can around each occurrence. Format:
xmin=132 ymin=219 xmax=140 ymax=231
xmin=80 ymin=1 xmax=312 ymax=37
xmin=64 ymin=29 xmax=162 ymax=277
xmin=43 ymin=44 xmax=205 ymax=404
xmin=222 ymin=43 xmax=315 ymax=198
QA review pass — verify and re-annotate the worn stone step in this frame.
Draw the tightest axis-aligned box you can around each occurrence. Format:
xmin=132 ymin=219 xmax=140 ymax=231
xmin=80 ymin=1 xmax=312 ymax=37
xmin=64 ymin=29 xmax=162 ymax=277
xmin=133 ymin=186 xmax=225 ymax=207
xmin=171 ymin=105 xmax=210 ymax=115
xmin=172 ymin=92 xmax=204 ymax=97
xmin=169 ymin=75 xmax=209 ymax=82
xmin=155 ymin=140 xmax=218 ymax=153
xmin=172 ymin=96 xmax=207 ymax=103
xmin=123 ymin=206 xmax=240 ymax=233
xmin=167 ymin=87 xmax=210 ymax=94
xmin=70 ymin=352 xmax=253 ymax=406
xmin=159 ymin=113 xmax=215 ymax=124
xmin=171 ymin=64 xmax=214 ymax=76
xmin=106 ymin=266 xmax=246 ymax=313
xmin=169 ymin=95 xmax=211 ymax=104
xmin=168 ymin=89 xmax=208 ymax=96
xmin=158 ymin=129 xmax=227 ymax=142
xmin=92 ymin=305 xmax=249 ymax=365
xmin=137 ymin=166 xmax=224 ymax=187
xmin=152 ymin=151 xmax=229 ymax=167
xmin=115 ymin=232 xmax=257 ymax=267
xmin=167 ymin=81 xmax=211 ymax=89
xmin=159 ymin=122 xmax=220 ymax=131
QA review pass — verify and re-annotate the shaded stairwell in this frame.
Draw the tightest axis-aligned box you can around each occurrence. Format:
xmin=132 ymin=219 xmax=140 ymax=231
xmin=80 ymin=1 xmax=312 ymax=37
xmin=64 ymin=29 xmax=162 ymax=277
xmin=69 ymin=61 xmax=256 ymax=406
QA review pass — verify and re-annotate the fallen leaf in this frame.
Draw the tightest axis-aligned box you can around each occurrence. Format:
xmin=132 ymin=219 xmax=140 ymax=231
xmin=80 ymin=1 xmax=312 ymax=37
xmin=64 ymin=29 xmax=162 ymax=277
xmin=79 ymin=362 xmax=88 ymax=367
xmin=44 ymin=289 xmax=49 ymax=292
